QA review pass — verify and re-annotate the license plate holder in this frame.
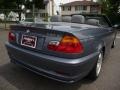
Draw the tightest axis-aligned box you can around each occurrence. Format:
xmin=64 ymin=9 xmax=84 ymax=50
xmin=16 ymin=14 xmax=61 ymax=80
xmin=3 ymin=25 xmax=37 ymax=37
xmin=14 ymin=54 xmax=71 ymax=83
xmin=21 ymin=35 xmax=37 ymax=48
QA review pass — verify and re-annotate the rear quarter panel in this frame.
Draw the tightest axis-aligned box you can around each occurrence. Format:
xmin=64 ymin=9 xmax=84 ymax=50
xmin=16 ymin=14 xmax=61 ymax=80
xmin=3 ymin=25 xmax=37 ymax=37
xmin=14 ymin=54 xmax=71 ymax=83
xmin=73 ymin=27 xmax=116 ymax=58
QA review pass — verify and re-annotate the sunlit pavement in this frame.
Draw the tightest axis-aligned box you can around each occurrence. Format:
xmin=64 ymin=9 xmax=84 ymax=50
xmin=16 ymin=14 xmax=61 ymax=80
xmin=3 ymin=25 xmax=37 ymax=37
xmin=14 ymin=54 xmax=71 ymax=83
xmin=0 ymin=30 xmax=120 ymax=90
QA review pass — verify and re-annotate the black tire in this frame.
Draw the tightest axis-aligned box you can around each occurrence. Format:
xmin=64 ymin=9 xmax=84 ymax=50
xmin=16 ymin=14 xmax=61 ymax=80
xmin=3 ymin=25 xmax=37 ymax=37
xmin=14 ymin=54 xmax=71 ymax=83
xmin=88 ymin=51 xmax=103 ymax=80
xmin=111 ymin=39 xmax=116 ymax=48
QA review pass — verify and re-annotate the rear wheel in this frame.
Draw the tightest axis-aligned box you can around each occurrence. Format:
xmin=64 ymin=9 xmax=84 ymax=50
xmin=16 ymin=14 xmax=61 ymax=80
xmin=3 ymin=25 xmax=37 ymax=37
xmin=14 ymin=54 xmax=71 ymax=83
xmin=88 ymin=51 xmax=103 ymax=80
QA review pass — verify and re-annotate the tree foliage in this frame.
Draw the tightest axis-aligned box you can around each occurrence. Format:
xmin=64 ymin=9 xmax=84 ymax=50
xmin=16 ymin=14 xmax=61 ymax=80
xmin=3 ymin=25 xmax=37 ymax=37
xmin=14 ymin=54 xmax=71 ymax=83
xmin=25 ymin=0 xmax=45 ymax=9
xmin=0 ymin=0 xmax=45 ymax=10
xmin=0 ymin=0 xmax=46 ymax=20
xmin=98 ymin=0 xmax=120 ymax=24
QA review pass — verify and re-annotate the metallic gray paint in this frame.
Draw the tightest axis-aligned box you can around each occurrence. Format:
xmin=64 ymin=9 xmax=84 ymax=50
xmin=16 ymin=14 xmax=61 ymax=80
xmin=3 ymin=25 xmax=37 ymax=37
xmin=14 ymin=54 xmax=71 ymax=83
xmin=6 ymin=15 xmax=117 ymax=83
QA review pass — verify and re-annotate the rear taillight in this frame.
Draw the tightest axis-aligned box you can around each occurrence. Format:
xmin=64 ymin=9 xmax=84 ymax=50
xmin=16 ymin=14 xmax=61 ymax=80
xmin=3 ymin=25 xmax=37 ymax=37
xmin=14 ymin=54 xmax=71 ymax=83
xmin=8 ymin=32 xmax=16 ymax=42
xmin=47 ymin=35 xmax=84 ymax=53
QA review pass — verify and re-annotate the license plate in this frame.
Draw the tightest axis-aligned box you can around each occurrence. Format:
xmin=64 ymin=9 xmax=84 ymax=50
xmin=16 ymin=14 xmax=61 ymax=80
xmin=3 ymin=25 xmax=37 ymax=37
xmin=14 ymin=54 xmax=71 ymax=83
xmin=21 ymin=35 xmax=37 ymax=48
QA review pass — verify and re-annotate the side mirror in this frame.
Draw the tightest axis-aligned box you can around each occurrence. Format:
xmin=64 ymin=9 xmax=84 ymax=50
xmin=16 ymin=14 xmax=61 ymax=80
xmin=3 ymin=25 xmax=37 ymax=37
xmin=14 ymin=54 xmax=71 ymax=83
xmin=113 ymin=24 xmax=120 ymax=30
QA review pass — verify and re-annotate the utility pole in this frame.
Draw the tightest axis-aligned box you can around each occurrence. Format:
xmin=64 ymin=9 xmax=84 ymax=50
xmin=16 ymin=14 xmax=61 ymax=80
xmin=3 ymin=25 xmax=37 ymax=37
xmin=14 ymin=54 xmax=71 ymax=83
xmin=51 ymin=0 xmax=54 ymax=16
xmin=32 ymin=4 xmax=35 ymax=18
xmin=29 ymin=0 xmax=35 ymax=19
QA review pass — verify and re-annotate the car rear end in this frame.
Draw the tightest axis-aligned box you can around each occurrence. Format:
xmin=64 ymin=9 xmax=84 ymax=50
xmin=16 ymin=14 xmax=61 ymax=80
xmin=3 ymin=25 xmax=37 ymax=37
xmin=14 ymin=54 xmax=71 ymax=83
xmin=6 ymin=24 xmax=99 ymax=83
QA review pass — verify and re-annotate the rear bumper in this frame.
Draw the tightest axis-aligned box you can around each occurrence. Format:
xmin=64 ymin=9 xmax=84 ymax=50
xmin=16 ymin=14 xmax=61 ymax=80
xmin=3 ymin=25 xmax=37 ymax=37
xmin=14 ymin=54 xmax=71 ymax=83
xmin=6 ymin=43 xmax=99 ymax=83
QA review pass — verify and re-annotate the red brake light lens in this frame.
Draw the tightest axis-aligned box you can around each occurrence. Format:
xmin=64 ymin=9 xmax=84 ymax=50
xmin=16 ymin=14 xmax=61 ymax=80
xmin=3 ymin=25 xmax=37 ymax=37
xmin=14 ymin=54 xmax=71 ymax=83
xmin=8 ymin=32 xmax=16 ymax=42
xmin=48 ymin=35 xmax=84 ymax=53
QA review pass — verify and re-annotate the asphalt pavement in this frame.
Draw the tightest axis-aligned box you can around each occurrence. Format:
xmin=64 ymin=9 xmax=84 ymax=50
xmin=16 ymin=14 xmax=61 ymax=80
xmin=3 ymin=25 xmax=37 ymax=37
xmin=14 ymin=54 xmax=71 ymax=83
xmin=0 ymin=30 xmax=120 ymax=90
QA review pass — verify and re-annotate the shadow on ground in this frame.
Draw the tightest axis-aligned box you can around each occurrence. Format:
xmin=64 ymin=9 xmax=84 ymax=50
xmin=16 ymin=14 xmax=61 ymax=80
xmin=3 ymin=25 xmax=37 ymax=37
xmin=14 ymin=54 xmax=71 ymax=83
xmin=0 ymin=63 xmax=93 ymax=90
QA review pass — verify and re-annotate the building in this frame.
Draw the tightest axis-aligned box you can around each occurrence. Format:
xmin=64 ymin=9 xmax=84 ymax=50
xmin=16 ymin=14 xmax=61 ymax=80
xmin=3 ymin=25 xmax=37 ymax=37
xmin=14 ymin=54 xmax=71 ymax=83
xmin=46 ymin=0 xmax=54 ymax=16
xmin=60 ymin=0 xmax=101 ymax=15
xmin=29 ymin=0 xmax=54 ymax=19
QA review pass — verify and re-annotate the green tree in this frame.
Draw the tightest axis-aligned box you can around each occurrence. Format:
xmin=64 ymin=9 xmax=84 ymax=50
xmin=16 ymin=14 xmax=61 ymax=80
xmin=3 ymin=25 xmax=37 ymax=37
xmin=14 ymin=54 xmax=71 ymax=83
xmin=97 ymin=0 xmax=120 ymax=24
xmin=25 ymin=0 xmax=45 ymax=9
xmin=0 ymin=0 xmax=46 ymax=21
xmin=0 ymin=0 xmax=25 ymax=20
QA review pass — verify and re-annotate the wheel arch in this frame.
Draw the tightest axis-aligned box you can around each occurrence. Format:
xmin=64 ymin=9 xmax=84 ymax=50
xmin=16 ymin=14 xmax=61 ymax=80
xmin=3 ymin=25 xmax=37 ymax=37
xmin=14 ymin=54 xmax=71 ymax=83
xmin=97 ymin=41 xmax=106 ymax=58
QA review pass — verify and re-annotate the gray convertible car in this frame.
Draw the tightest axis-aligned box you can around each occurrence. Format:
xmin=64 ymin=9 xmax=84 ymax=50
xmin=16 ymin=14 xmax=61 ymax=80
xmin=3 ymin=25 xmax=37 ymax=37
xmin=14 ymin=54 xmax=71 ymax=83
xmin=6 ymin=14 xmax=118 ymax=83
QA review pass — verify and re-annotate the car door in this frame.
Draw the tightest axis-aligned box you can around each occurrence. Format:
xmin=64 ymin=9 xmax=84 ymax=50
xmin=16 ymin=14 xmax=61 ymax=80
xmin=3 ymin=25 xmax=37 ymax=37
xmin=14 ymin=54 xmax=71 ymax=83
xmin=99 ymin=16 xmax=116 ymax=52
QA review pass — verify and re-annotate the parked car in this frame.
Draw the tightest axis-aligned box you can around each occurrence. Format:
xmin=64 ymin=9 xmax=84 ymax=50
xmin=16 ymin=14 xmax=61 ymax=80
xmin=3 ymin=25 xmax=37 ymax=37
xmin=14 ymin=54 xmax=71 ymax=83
xmin=6 ymin=14 xmax=119 ymax=83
